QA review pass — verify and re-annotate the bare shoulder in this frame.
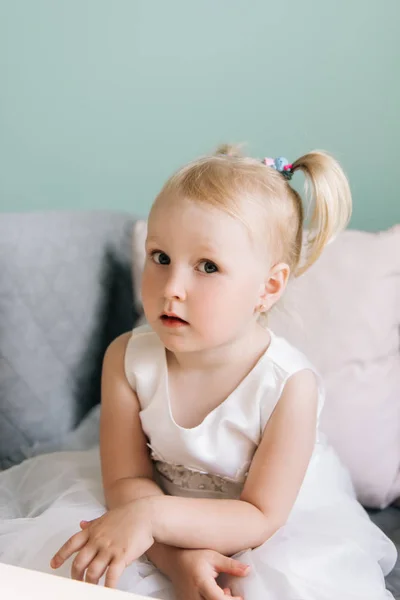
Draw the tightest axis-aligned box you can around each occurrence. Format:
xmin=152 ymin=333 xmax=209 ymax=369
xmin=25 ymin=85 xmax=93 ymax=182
xmin=103 ymin=331 xmax=132 ymax=364
xmin=101 ymin=331 xmax=137 ymax=403
xmin=274 ymin=368 xmax=319 ymax=424
xmin=283 ymin=368 xmax=319 ymax=399
xmin=102 ymin=331 xmax=132 ymax=381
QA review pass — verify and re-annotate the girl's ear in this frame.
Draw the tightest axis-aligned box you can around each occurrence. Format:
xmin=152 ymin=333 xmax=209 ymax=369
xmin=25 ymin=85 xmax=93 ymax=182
xmin=258 ymin=263 xmax=290 ymax=312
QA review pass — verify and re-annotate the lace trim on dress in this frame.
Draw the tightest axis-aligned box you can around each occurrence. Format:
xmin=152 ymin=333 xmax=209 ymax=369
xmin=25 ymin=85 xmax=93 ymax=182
xmin=147 ymin=442 xmax=250 ymax=496
xmin=153 ymin=460 xmax=244 ymax=496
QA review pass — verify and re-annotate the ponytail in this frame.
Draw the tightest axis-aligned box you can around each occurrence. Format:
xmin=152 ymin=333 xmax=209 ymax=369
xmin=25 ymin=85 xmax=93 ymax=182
xmin=291 ymin=151 xmax=352 ymax=276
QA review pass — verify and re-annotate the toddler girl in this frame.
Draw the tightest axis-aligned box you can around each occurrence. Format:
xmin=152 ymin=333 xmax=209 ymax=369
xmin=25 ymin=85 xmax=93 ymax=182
xmin=0 ymin=145 xmax=397 ymax=599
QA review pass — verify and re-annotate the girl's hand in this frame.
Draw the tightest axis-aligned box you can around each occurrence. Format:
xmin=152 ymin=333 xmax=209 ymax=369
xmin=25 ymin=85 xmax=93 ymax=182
xmin=170 ymin=548 xmax=249 ymax=600
xmin=50 ymin=499 xmax=154 ymax=588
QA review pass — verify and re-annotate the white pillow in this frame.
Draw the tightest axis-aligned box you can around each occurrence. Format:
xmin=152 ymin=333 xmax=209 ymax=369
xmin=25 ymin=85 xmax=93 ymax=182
xmin=269 ymin=226 xmax=400 ymax=509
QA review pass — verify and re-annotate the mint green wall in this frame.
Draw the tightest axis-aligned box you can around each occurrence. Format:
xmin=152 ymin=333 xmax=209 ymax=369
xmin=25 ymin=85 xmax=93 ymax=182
xmin=0 ymin=1 xmax=399 ymax=230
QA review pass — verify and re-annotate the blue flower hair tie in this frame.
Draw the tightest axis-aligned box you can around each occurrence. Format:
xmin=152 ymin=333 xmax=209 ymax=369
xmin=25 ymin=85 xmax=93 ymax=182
xmin=262 ymin=156 xmax=294 ymax=181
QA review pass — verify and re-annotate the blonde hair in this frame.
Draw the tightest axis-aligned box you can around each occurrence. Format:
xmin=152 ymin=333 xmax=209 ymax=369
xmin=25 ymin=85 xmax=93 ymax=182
xmin=156 ymin=144 xmax=352 ymax=278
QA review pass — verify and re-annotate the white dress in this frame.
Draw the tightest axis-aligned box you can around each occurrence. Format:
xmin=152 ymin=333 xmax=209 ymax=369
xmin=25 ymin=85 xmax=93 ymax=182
xmin=0 ymin=324 xmax=396 ymax=599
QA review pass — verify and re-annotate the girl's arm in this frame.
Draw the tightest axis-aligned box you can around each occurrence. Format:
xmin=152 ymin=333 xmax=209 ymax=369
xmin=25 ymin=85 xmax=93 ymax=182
xmin=100 ymin=334 xmax=180 ymax=574
xmin=146 ymin=369 xmax=318 ymax=556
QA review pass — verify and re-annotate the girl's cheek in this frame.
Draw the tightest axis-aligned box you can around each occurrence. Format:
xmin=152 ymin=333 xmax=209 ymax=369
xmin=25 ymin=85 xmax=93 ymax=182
xmin=141 ymin=268 xmax=156 ymax=295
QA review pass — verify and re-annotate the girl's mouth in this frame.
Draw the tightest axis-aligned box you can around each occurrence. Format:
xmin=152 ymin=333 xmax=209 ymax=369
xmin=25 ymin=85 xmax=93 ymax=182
xmin=160 ymin=315 xmax=189 ymax=327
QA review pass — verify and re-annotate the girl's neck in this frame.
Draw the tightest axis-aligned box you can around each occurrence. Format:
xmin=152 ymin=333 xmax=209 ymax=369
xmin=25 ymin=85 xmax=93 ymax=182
xmin=166 ymin=322 xmax=271 ymax=373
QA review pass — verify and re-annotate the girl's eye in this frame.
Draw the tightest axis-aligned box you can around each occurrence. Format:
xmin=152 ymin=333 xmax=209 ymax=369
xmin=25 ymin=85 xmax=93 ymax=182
xmin=198 ymin=260 xmax=218 ymax=274
xmin=151 ymin=251 xmax=170 ymax=265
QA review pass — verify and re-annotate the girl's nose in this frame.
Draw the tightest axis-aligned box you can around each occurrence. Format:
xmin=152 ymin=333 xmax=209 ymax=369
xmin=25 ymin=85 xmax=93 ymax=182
xmin=163 ymin=268 xmax=187 ymax=301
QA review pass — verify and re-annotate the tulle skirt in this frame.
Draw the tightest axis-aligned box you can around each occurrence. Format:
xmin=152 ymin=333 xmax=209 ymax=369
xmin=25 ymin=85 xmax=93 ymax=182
xmin=0 ymin=446 xmax=396 ymax=599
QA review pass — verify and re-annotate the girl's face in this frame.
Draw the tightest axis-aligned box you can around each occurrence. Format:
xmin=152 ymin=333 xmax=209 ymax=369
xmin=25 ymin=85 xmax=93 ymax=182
xmin=141 ymin=195 xmax=268 ymax=354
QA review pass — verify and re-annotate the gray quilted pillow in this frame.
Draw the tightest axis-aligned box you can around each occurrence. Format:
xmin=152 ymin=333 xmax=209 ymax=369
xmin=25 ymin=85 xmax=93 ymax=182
xmin=0 ymin=211 xmax=138 ymax=468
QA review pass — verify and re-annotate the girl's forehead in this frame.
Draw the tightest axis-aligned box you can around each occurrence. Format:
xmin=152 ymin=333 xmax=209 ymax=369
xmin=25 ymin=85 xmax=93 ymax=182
xmin=148 ymin=196 xmax=254 ymax=250
xmin=150 ymin=193 xmax=258 ymax=232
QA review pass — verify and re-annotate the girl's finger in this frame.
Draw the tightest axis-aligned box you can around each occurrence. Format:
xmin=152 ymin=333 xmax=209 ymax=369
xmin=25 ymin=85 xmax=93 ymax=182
xmin=215 ymin=555 xmax=250 ymax=578
xmin=71 ymin=544 xmax=98 ymax=581
xmin=85 ymin=550 xmax=114 ymax=586
xmin=50 ymin=529 xmax=89 ymax=568
xmin=104 ymin=558 xmax=126 ymax=589
xmin=80 ymin=517 xmax=101 ymax=530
